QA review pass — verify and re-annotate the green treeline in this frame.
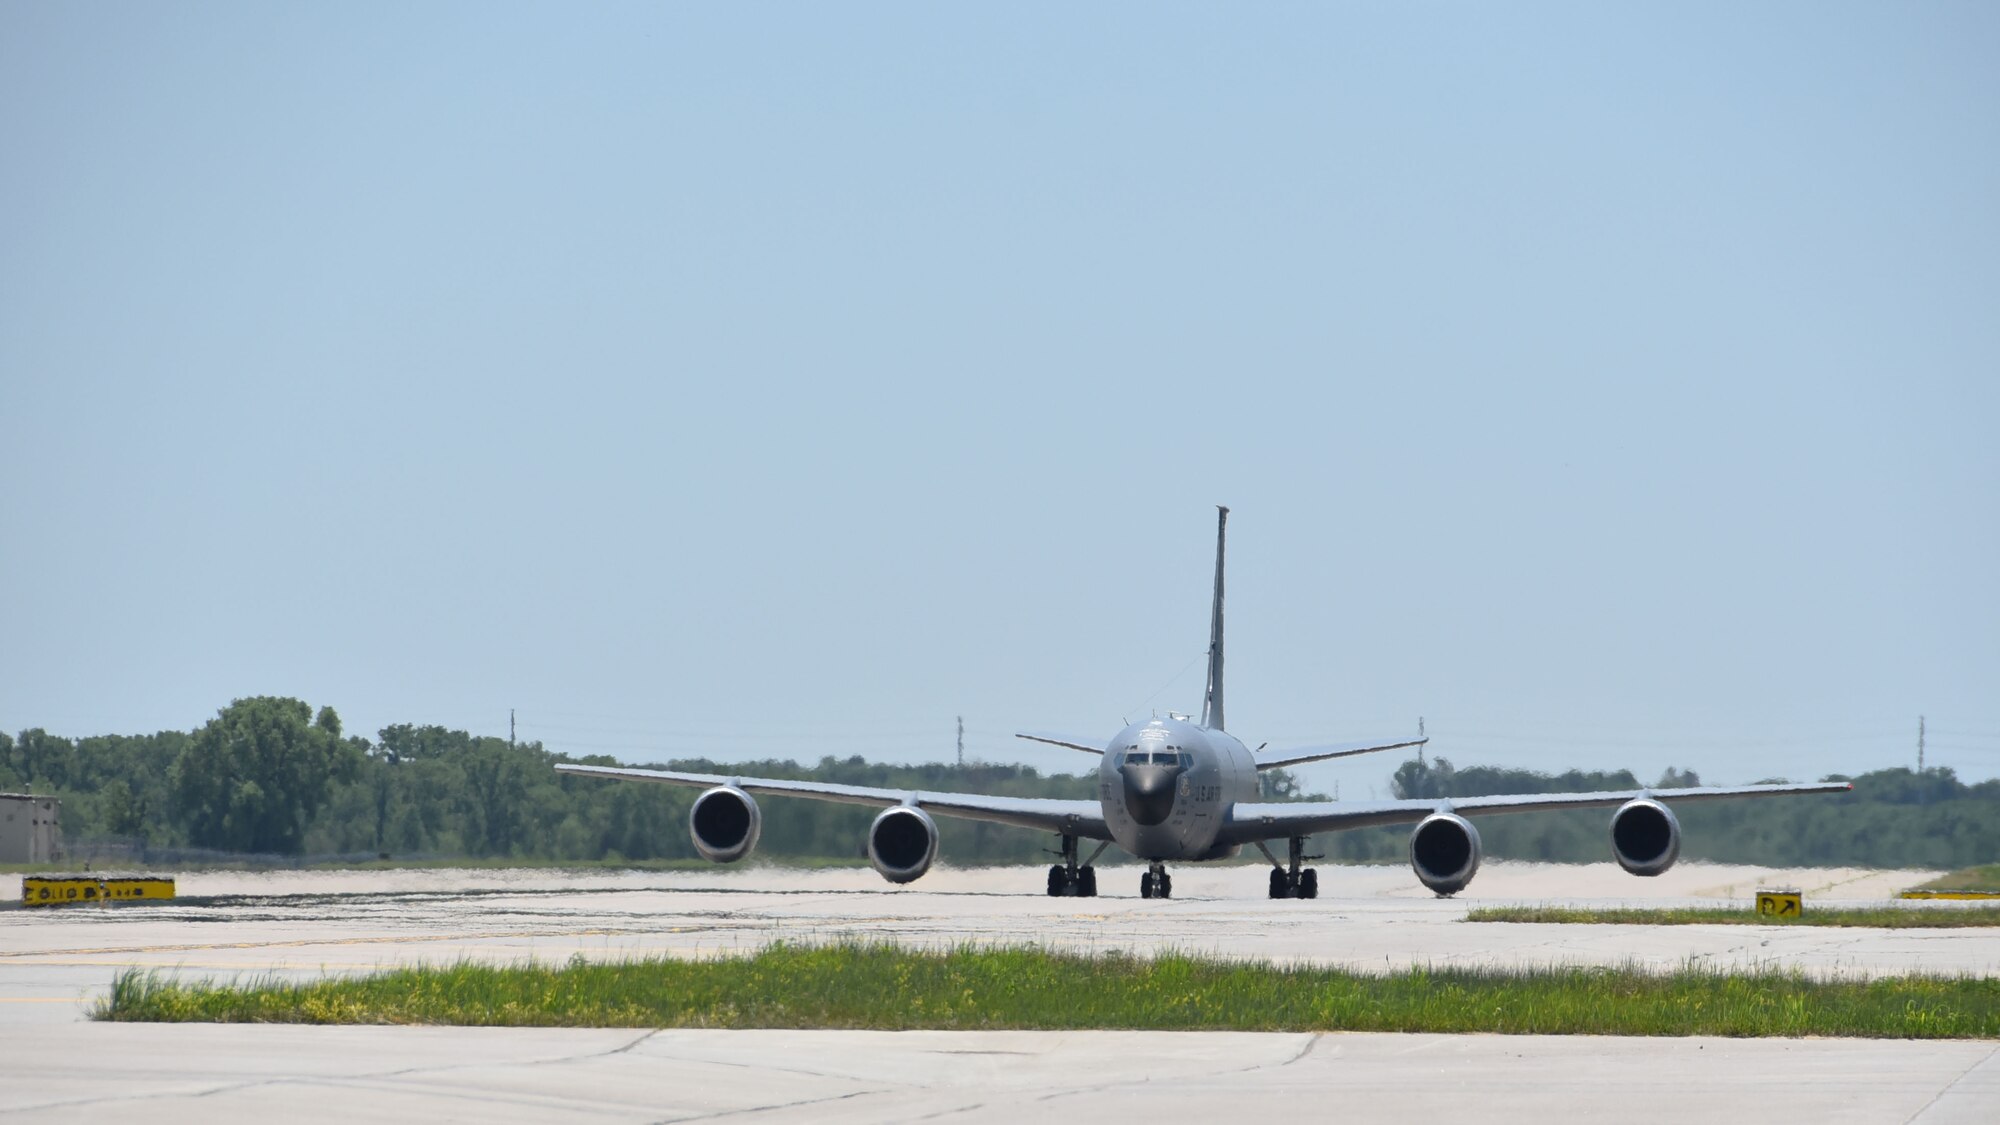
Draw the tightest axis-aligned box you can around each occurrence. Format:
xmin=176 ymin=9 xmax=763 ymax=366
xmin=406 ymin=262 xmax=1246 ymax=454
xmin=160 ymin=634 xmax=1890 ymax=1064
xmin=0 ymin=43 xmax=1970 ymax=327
xmin=0 ymin=697 xmax=1088 ymax=864
xmin=1322 ymin=756 xmax=2000 ymax=869
xmin=2 ymin=696 xmax=1994 ymax=868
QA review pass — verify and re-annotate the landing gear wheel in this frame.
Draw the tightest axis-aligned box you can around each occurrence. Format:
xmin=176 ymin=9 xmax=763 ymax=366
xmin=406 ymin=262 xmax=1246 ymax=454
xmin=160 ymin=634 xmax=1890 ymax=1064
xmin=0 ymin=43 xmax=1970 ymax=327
xmin=1047 ymin=865 xmax=1069 ymax=897
xmin=1139 ymin=872 xmax=1155 ymax=899
xmin=1263 ymin=837 xmax=1321 ymax=901
xmin=1078 ymin=866 xmax=1098 ymax=897
xmin=1159 ymin=873 xmax=1172 ymax=898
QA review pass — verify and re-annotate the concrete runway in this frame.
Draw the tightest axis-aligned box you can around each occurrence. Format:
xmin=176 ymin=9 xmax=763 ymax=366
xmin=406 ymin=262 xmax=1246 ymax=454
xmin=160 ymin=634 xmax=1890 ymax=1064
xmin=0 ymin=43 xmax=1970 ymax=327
xmin=2 ymin=861 xmax=1995 ymax=1122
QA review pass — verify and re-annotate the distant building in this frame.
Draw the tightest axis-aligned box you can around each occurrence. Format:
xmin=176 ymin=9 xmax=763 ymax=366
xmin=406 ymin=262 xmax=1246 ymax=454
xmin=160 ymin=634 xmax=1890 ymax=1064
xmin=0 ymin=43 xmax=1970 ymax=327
xmin=0 ymin=794 xmax=62 ymax=863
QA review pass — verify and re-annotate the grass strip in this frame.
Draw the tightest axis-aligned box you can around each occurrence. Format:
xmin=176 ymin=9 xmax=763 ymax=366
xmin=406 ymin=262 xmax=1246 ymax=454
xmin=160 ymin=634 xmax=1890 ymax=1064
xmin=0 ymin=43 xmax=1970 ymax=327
xmin=1466 ymin=904 xmax=2000 ymax=928
xmin=1913 ymin=865 xmax=2000 ymax=895
xmin=93 ymin=942 xmax=2000 ymax=1038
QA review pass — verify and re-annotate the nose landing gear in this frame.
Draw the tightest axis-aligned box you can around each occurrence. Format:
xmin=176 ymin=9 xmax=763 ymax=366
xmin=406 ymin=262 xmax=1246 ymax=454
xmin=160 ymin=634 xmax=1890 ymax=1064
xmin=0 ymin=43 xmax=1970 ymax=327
xmin=1139 ymin=863 xmax=1173 ymax=899
xmin=1046 ymin=834 xmax=1106 ymax=897
xmin=1257 ymin=837 xmax=1320 ymax=899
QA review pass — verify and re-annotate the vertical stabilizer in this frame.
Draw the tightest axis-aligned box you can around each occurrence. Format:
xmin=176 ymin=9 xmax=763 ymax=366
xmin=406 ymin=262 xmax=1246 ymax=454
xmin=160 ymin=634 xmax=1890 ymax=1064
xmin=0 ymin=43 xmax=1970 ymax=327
xmin=1201 ymin=505 xmax=1229 ymax=730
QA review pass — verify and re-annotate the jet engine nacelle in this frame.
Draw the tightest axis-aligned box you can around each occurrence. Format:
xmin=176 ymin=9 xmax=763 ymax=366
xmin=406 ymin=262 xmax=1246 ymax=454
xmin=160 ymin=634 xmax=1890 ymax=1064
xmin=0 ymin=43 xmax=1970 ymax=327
xmin=1610 ymin=797 xmax=1680 ymax=876
xmin=1409 ymin=812 xmax=1482 ymax=896
xmin=689 ymin=786 xmax=761 ymax=864
xmin=867 ymin=805 xmax=939 ymax=884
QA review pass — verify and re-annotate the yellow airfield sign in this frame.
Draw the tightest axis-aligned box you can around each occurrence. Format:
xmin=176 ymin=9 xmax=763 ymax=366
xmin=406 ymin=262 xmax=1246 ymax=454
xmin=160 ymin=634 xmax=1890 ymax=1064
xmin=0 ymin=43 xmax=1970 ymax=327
xmin=1756 ymin=889 xmax=1803 ymax=917
xmin=21 ymin=876 xmax=176 ymax=907
xmin=104 ymin=877 xmax=176 ymax=901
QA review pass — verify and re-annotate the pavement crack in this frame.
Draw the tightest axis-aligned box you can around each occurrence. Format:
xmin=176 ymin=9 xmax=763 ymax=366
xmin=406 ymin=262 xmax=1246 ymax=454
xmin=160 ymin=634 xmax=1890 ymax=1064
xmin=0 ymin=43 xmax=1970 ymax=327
xmin=1280 ymin=1032 xmax=1324 ymax=1066
xmin=655 ymin=1086 xmax=893 ymax=1122
xmin=517 ymin=1027 xmax=662 ymax=1064
xmin=1903 ymin=1043 xmax=2000 ymax=1124
xmin=1034 ymin=1034 xmax=1322 ymax=1105
xmin=9 ymin=1029 xmax=672 ymax=1114
xmin=908 ymin=1101 xmax=988 ymax=1121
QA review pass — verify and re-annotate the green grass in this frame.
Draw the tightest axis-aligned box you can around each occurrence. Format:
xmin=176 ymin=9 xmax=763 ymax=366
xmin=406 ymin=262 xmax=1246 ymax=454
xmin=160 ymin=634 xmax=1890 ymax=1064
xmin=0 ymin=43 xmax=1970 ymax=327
xmin=93 ymin=942 xmax=2000 ymax=1038
xmin=1466 ymin=904 xmax=2000 ymax=928
xmin=1912 ymin=865 xmax=2000 ymax=894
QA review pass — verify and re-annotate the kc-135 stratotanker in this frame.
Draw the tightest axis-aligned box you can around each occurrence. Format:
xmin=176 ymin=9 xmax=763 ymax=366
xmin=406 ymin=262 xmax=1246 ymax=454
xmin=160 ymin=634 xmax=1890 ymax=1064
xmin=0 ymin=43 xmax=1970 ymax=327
xmin=557 ymin=508 xmax=1848 ymax=899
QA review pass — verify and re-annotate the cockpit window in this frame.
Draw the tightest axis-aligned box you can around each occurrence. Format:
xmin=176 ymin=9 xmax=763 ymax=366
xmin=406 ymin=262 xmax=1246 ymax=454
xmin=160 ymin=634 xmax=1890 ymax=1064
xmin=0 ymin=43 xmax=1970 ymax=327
xmin=1179 ymin=752 xmax=1193 ymax=769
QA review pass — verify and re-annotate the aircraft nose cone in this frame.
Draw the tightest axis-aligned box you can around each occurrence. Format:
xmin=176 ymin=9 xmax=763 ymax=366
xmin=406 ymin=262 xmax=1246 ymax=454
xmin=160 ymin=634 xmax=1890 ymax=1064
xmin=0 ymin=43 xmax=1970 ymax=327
xmin=1124 ymin=768 xmax=1177 ymax=827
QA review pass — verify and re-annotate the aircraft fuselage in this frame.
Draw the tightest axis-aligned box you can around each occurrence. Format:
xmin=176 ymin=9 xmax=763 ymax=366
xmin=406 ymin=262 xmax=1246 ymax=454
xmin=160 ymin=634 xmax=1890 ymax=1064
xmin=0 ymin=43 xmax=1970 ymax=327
xmin=1096 ymin=716 xmax=1259 ymax=861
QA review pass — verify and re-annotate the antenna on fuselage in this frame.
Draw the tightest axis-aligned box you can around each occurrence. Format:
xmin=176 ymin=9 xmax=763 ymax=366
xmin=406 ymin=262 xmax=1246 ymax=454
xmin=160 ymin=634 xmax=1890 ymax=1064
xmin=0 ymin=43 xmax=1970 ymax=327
xmin=1200 ymin=505 xmax=1229 ymax=731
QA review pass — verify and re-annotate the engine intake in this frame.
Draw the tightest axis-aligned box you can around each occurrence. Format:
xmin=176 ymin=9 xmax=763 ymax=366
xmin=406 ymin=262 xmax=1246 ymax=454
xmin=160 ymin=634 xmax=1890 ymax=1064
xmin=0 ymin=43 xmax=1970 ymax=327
xmin=1409 ymin=812 xmax=1482 ymax=896
xmin=689 ymin=786 xmax=761 ymax=863
xmin=1610 ymin=798 xmax=1680 ymax=876
xmin=867 ymin=806 xmax=938 ymax=884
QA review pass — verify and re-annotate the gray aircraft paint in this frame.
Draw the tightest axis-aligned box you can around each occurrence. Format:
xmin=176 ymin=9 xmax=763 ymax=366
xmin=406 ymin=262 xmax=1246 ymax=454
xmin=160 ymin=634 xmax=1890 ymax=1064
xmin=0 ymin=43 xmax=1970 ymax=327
xmin=556 ymin=508 xmax=1850 ymax=894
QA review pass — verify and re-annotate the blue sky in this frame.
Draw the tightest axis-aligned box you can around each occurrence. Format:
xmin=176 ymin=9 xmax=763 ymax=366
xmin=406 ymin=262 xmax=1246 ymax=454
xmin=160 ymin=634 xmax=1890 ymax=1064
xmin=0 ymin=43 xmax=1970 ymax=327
xmin=3 ymin=4 xmax=1995 ymax=795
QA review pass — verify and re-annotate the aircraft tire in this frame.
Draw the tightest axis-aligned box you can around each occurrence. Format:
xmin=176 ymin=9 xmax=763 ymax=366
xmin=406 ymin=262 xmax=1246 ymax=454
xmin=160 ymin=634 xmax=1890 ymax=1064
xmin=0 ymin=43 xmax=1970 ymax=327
xmin=1079 ymin=866 xmax=1097 ymax=897
xmin=1159 ymin=873 xmax=1172 ymax=899
xmin=1047 ymin=865 xmax=1068 ymax=897
xmin=1300 ymin=869 xmax=1318 ymax=899
xmin=1139 ymin=872 xmax=1154 ymax=899
xmin=1268 ymin=868 xmax=1288 ymax=898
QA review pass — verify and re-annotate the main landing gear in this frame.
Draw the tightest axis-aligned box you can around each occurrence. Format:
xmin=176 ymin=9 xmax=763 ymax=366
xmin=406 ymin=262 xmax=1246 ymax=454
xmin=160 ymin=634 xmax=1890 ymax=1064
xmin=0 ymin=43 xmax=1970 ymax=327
xmin=1139 ymin=862 xmax=1173 ymax=899
xmin=1257 ymin=837 xmax=1320 ymax=899
xmin=1046 ymin=834 xmax=1107 ymax=897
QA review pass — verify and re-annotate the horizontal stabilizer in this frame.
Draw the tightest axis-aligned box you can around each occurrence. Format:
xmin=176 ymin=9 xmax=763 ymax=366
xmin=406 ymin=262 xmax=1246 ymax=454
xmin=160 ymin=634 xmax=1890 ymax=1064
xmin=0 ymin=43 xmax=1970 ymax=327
xmin=1256 ymin=736 xmax=1427 ymax=771
xmin=1014 ymin=732 xmax=1104 ymax=755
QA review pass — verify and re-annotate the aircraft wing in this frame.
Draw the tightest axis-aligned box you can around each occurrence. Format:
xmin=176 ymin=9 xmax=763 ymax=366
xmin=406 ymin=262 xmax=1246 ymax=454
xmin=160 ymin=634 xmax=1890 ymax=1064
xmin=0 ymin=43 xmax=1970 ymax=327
xmin=556 ymin=763 xmax=1112 ymax=840
xmin=1254 ymin=736 xmax=1428 ymax=770
xmin=1015 ymin=732 xmax=1105 ymax=755
xmin=1218 ymin=780 xmax=1852 ymax=844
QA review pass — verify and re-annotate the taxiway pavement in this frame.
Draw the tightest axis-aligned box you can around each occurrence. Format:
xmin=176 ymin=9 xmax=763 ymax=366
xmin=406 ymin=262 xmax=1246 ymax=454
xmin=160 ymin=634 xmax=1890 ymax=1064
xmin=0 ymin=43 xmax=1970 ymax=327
xmin=2 ymin=862 xmax=1993 ymax=1122
xmin=1 ymin=1024 xmax=1995 ymax=1124
xmin=0 ymin=861 xmax=1980 ymax=1027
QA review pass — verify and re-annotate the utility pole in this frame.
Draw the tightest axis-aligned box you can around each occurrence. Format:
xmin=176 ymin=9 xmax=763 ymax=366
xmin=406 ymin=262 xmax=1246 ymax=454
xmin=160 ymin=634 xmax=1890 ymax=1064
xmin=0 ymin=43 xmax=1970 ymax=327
xmin=1918 ymin=715 xmax=1925 ymax=773
xmin=1418 ymin=717 xmax=1426 ymax=765
xmin=510 ymin=709 xmax=516 ymax=751
xmin=956 ymin=716 xmax=965 ymax=768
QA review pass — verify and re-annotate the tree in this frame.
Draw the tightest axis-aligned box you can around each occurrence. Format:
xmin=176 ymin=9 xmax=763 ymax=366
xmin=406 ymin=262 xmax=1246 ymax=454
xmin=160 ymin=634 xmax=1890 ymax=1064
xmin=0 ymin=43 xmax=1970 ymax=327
xmin=10 ymin=729 xmax=75 ymax=790
xmin=172 ymin=697 xmax=359 ymax=853
xmin=1259 ymin=768 xmax=1305 ymax=800
xmin=456 ymin=738 xmax=538 ymax=856
xmin=1655 ymin=766 xmax=1702 ymax=789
